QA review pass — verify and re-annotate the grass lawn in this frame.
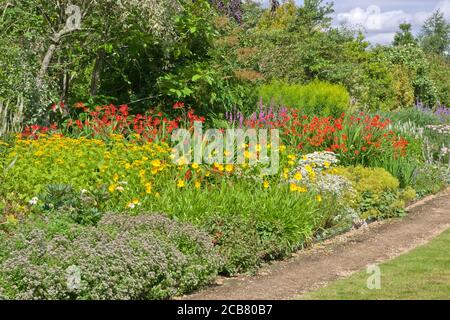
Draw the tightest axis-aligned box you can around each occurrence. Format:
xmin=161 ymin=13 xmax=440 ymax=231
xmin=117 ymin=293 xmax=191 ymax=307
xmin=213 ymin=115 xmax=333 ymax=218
xmin=301 ymin=228 xmax=450 ymax=300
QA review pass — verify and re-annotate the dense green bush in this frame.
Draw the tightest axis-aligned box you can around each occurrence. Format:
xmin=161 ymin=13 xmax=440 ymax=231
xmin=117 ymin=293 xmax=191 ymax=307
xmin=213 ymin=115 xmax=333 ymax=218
xmin=412 ymin=163 xmax=450 ymax=198
xmin=379 ymin=45 xmax=438 ymax=106
xmin=337 ymin=166 xmax=415 ymax=220
xmin=205 ymin=214 xmax=290 ymax=276
xmin=259 ymin=80 xmax=350 ymax=116
xmin=0 ymin=214 xmax=221 ymax=300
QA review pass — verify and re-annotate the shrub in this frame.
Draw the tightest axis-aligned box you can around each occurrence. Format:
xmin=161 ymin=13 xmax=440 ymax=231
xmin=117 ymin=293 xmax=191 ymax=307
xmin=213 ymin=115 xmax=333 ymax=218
xmin=205 ymin=214 xmax=289 ymax=276
xmin=337 ymin=166 xmax=411 ymax=220
xmin=412 ymin=163 xmax=450 ymax=197
xmin=0 ymin=213 xmax=221 ymax=300
xmin=259 ymin=80 xmax=350 ymax=117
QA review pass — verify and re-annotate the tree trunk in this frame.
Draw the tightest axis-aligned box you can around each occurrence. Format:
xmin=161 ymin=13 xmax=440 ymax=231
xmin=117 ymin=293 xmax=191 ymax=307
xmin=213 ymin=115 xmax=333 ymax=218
xmin=36 ymin=43 xmax=58 ymax=90
xmin=90 ymin=50 xmax=104 ymax=96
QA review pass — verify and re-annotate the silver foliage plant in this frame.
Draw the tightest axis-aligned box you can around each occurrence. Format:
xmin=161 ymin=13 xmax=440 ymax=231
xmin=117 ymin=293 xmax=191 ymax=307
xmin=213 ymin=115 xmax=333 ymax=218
xmin=0 ymin=214 xmax=221 ymax=300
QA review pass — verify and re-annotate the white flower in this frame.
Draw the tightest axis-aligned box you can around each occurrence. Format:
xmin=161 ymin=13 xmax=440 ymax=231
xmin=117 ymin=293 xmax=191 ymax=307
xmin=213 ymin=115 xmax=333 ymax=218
xmin=29 ymin=197 xmax=39 ymax=206
xmin=116 ymin=186 xmax=125 ymax=192
xmin=128 ymin=203 xmax=136 ymax=209
xmin=80 ymin=189 xmax=88 ymax=194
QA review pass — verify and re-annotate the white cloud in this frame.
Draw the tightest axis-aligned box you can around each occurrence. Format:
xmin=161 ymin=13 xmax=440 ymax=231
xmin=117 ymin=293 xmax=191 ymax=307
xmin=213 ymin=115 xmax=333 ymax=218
xmin=366 ymin=32 xmax=397 ymax=45
xmin=337 ymin=5 xmax=425 ymax=32
xmin=335 ymin=0 xmax=450 ymax=44
xmin=437 ymin=0 xmax=450 ymax=19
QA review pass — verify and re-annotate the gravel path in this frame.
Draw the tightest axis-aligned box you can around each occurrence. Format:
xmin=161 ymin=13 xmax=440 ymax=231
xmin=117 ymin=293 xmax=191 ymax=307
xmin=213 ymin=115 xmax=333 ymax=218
xmin=181 ymin=187 xmax=450 ymax=300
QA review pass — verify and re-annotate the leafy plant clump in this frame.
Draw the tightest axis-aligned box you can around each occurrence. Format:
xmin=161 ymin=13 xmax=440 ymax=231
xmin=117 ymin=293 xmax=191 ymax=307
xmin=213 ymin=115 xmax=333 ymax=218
xmin=337 ymin=166 xmax=416 ymax=220
xmin=259 ymin=80 xmax=350 ymax=117
xmin=0 ymin=214 xmax=221 ymax=300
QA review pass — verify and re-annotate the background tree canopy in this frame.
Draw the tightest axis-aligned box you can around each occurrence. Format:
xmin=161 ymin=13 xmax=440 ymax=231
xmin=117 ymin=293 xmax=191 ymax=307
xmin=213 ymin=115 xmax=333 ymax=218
xmin=0 ymin=0 xmax=449 ymax=124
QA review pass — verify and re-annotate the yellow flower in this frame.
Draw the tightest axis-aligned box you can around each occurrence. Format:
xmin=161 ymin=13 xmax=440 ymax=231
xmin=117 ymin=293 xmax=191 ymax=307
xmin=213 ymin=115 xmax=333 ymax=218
xmin=283 ymin=168 xmax=289 ymax=179
xmin=177 ymin=180 xmax=185 ymax=188
xmin=316 ymin=195 xmax=322 ymax=202
xmin=139 ymin=170 xmax=146 ymax=178
xmin=125 ymin=163 xmax=131 ymax=170
xmin=244 ymin=151 xmax=252 ymax=159
xmin=263 ymin=181 xmax=270 ymax=189
xmin=297 ymin=186 xmax=308 ymax=193
xmin=288 ymin=154 xmax=296 ymax=161
xmin=132 ymin=199 xmax=140 ymax=205
xmin=294 ymin=172 xmax=302 ymax=181
xmin=192 ymin=163 xmax=199 ymax=170
xmin=290 ymin=184 xmax=298 ymax=192
xmin=280 ymin=145 xmax=286 ymax=152
xmin=151 ymin=159 xmax=162 ymax=168
xmin=108 ymin=184 xmax=116 ymax=193
xmin=302 ymin=155 xmax=308 ymax=161
xmin=194 ymin=181 xmax=201 ymax=189
xmin=145 ymin=182 xmax=152 ymax=194
xmin=324 ymin=161 xmax=330 ymax=168
xmin=225 ymin=164 xmax=234 ymax=172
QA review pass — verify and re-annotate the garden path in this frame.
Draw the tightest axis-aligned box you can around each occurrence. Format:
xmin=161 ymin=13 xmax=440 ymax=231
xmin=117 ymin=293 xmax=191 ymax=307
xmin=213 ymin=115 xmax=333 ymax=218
xmin=181 ymin=187 xmax=450 ymax=300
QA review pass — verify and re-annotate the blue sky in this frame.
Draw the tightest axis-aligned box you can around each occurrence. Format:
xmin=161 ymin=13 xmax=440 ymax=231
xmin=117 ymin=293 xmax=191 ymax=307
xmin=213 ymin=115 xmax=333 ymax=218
xmin=259 ymin=1 xmax=450 ymax=44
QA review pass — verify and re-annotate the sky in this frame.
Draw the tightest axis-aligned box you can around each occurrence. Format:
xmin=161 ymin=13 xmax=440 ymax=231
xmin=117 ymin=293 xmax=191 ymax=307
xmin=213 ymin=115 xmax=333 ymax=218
xmin=259 ymin=0 xmax=450 ymax=45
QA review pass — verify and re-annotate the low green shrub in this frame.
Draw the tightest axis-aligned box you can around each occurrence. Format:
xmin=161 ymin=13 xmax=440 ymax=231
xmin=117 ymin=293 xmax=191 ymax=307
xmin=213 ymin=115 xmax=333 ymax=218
xmin=0 ymin=214 xmax=221 ymax=300
xmin=205 ymin=214 xmax=289 ymax=276
xmin=412 ymin=163 xmax=450 ymax=198
xmin=259 ymin=80 xmax=350 ymax=117
xmin=337 ymin=166 xmax=415 ymax=220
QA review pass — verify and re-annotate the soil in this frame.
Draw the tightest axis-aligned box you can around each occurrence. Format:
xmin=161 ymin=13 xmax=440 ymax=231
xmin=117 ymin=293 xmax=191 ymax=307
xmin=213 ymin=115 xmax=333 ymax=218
xmin=180 ymin=187 xmax=450 ymax=300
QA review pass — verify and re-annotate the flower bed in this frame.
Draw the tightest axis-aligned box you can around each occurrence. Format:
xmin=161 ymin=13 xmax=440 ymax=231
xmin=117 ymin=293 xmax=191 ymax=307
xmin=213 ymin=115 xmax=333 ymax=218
xmin=0 ymin=104 xmax=447 ymax=299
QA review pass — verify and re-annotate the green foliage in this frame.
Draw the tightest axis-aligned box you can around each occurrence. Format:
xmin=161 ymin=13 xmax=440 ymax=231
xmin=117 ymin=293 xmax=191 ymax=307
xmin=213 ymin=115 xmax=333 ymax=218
xmin=391 ymin=65 xmax=415 ymax=108
xmin=379 ymin=45 xmax=438 ymax=106
xmin=338 ymin=166 xmax=413 ymax=220
xmin=205 ymin=214 xmax=288 ymax=275
xmin=393 ymin=23 xmax=416 ymax=46
xmin=0 ymin=213 xmax=221 ymax=299
xmin=427 ymin=54 xmax=450 ymax=105
xmin=383 ymin=107 xmax=443 ymax=127
xmin=38 ymin=184 xmax=107 ymax=226
xmin=419 ymin=10 xmax=450 ymax=57
xmin=412 ymin=163 xmax=450 ymax=198
xmin=259 ymin=80 xmax=350 ymax=116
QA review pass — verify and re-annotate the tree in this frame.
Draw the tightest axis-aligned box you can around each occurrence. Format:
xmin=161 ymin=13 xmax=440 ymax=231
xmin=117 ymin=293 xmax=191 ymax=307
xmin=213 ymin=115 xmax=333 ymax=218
xmin=297 ymin=0 xmax=334 ymax=32
xmin=210 ymin=0 xmax=243 ymax=23
xmin=393 ymin=23 xmax=416 ymax=46
xmin=420 ymin=10 xmax=450 ymax=56
xmin=270 ymin=0 xmax=280 ymax=13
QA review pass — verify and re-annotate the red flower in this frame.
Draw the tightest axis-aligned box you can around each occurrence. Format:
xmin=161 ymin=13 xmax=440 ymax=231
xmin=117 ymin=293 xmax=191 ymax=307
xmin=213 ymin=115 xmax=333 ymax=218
xmin=173 ymin=102 xmax=185 ymax=109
